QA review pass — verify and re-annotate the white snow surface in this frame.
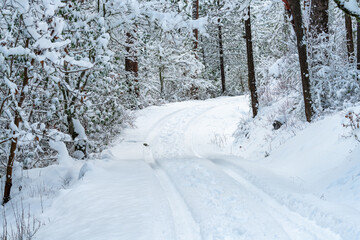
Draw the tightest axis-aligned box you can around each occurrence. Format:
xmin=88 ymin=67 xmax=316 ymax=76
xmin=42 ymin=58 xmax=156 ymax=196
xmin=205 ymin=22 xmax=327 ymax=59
xmin=73 ymin=119 xmax=88 ymax=141
xmin=2 ymin=96 xmax=360 ymax=240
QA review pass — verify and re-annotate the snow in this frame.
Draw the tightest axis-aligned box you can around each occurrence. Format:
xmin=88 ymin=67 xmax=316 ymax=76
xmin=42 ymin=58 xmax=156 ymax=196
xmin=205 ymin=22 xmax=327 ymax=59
xmin=268 ymin=58 xmax=284 ymax=78
xmin=73 ymin=119 xmax=87 ymax=141
xmin=9 ymin=121 xmax=19 ymax=132
xmin=2 ymin=96 xmax=360 ymax=239
xmin=42 ymin=0 xmax=65 ymax=16
xmin=49 ymin=140 xmax=72 ymax=166
xmin=0 ymin=46 xmax=31 ymax=56
xmin=63 ymin=56 xmax=94 ymax=68
xmin=34 ymin=38 xmax=71 ymax=49
xmin=12 ymin=0 xmax=30 ymax=14
xmin=4 ymin=77 xmax=18 ymax=94
xmin=34 ymin=160 xmax=173 ymax=240
xmin=343 ymin=0 xmax=360 ymax=15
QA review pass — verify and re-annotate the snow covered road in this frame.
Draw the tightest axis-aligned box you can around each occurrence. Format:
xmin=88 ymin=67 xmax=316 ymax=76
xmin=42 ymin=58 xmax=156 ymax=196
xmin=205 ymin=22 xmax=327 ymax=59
xmin=34 ymin=96 xmax=360 ymax=240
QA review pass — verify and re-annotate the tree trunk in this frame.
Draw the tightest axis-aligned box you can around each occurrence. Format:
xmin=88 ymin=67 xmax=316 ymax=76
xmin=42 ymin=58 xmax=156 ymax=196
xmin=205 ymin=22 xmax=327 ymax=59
xmin=3 ymin=40 xmax=30 ymax=205
xmin=288 ymin=0 xmax=313 ymax=122
xmin=245 ymin=6 xmax=258 ymax=118
xmin=62 ymin=61 xmax=76 ymax=141
xmin=192 ymin=0 xmax=199 ymax=51
xmin=218 ymin=19 xmax=226 ymax=93
xmin=201 ymin=36 xmax=207 ymax=74
xmin=125 ymin=31 xmax=139 ymax=98
xmin=159 ymin=56 xmax=164 ymax=98
xmin=357 ymin=20 xmax=360 ymax=70
xmin=345 ymin=15 xmax=355 ymax=62
xmin=309 ymin=0 xmax=329 ymax=35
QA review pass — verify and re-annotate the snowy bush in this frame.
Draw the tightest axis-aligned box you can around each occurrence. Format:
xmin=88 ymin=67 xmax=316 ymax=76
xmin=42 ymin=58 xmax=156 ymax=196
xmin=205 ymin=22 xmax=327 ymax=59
xmin=343 ymin=111 xmax=360 ymax=142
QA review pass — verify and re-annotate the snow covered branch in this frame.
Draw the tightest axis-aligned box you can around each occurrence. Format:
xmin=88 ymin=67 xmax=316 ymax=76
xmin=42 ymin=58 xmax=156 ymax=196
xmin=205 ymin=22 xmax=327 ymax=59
xmin=334 ymin=0 xmax=360 ymax=21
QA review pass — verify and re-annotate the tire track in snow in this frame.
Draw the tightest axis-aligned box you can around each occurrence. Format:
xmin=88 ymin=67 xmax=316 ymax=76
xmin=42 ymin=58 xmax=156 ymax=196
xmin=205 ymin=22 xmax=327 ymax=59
xmin=147 ymin=161 xmax=201 ymax=240
xmin=207 ymin=157 xmax=360 ymax=240
xmin=207 ymin=158 xmax=342 ymax=240
xmin=143 ymin=105 xmax=207 ymax=240
xmin=179 ymin=101 xmax=342 ymax=239
xmin=143 ymin=100 xmax=237 ymax=240
xmin=144 ymin=98 xmax=342 ymax=239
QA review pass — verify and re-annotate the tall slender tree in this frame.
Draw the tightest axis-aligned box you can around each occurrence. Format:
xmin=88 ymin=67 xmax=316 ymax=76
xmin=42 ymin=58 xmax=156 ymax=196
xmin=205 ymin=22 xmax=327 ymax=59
xmin=345 ymin=15 xmax=355 ymax=62
xmin=245 ymin=6 xmax=258 ymax=118
xmin=193 ymin=0 xmax=199 ymax=51
xmin=358 ymin=20 xmax=360 ymax=69
xmin=216 ymin=0 xmax=226 ymax=93
xmin=125 ymin=31 xmax=140 ymax=99
xmin=288 ymin=0 xmax=313 ymax=122
xmin=3 ymin=39 xmax=31 ymax=205
xmin=218 ymin=18 xmax=226 ymax=93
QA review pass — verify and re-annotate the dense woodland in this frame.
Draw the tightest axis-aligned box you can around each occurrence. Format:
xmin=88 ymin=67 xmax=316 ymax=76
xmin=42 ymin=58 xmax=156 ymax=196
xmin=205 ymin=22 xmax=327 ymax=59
xmin=1 ymin=0 xmax=360 ymax=205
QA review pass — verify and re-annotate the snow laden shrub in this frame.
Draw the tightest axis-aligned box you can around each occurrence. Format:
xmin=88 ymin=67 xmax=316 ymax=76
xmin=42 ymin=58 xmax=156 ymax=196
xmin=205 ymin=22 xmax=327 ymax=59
xmin=0 ymin=0 xmax=132 ymax=176
xmin=0 ymin=0 xmax=74 ymax=172
xmin=53 ymin=0 xmax=132 ymax=155
xmin=307 ymin=32 xmax=360 ymax=113
xmin=343 ymin=111 xmax=360 ymax=142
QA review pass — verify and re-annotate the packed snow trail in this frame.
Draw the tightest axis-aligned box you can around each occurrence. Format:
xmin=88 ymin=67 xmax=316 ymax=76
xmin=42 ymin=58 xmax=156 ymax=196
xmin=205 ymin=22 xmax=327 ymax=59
xmin=34 ymin=96 xmax=360 ymax=239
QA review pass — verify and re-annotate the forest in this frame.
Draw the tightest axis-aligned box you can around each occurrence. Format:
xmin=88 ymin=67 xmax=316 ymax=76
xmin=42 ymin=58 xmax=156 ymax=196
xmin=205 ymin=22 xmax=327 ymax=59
xmin=1 ymin=0 xmax=360 ymax=239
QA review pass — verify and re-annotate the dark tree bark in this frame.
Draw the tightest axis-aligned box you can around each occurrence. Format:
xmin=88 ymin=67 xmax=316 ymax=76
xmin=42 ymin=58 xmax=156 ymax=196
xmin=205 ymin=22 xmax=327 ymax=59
xmin=358 ymin=0 xmax=360 ymax=70
xmin=159 ymin=55 xmax=164 ymax=98
xmin=192 ymin=0 xmax=199 ymax=50
xmin=3 ymin=40 xmax=30 ymax=205
xmin=357 ymin=20 xmax=360 ymax=70
xmin=60 ymin=60 xmax=88 ymax=159
xmin=125 ymin=31 xmax=139 ymax=98
xmin=288 ymin=0 xmax=313 ymax=122
xmin=201 ymin=36 xmax=207 ymax=74
xmin=345 ymin=15 xmax=355 ymax=62
xmin=218 ymin=18 xmax=226 ymax=93
xmin=308 ymin=0 xmax=329 ymax=70
xmin=309 ymin=0 xmax=329 ymax=35
xmin=245 ymin=6 xmax=258 ymax=118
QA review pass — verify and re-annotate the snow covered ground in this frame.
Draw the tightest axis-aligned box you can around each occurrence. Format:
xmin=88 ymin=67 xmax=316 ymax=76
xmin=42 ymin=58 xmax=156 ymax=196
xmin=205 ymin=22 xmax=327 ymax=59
xmin=2 ymin=96 xmax=360 ymax=240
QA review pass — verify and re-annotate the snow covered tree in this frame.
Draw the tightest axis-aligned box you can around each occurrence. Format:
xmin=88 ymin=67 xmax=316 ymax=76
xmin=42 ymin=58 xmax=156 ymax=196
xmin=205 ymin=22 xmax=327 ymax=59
xmin=0 ymin=0 xmax=71 ymax=204
xmin=193 ymin=0 xmax=200 ymax=51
